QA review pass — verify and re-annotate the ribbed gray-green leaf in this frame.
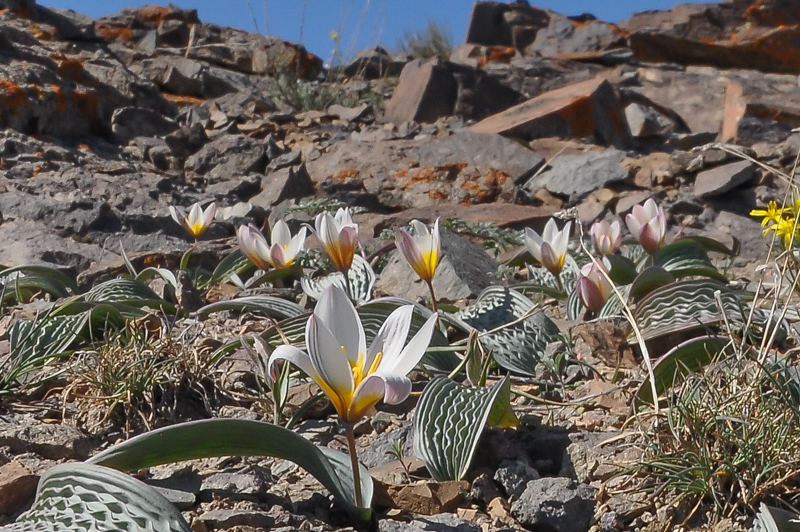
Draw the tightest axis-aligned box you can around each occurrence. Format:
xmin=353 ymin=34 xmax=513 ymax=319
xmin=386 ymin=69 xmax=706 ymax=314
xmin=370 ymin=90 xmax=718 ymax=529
xmin=8 ymin=462 xmax=190 ymax=532
xmin=196 ymin=295 xmax=305 ymax=320
xmin=632 ymin=279 xmax=778 ymax=344
xmin=752 ymin=503 xmax=800 ymax=532
xmin=457 ymin=286 xmax=559 ymax=376
xmin=414 ymin=377 xmax=517 ymax=481
xmin=89 ymin=418 xmax=372 ymax=518
xmin=301 ymin=254 xmax=375 ymax=304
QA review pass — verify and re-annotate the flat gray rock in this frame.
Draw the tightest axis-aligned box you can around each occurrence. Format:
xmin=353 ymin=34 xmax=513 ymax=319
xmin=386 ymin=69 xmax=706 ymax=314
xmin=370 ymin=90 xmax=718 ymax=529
xmin=511 ymin=477 xmax=596 ymax=532
xmin=417 ymin=130 xmax=544 ymax=182
xmin=379 ymin=513 xmax=482 ymax=532
xmin=694 ymin=160 xmax=756 ymax=198
xmin=525 ymin=149 xmax=628 ymax=201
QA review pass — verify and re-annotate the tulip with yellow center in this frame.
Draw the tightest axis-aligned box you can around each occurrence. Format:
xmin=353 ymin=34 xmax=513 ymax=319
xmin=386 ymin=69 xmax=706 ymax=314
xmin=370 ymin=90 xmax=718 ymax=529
xmin=396 ymin=219 xmax=441 ymax=312
xmin=237 ymin=221 xmax=307 ymax=270
xmin=576 ymin=260 xmax=613 ymax=313
xmin=524 ymin=219 xmax=572 ymax=289
xmin=169 ymin=202 xmax=216 ymax=239
xmin=590 ymin=219 xmax=622 ymax=256
xmin=268 ymin=284 xmax=437 ymax=507
xmin=314 ymin=208 xmax=359 ymax=273
xmin=625 ymin=198 xmax=667 ymax=255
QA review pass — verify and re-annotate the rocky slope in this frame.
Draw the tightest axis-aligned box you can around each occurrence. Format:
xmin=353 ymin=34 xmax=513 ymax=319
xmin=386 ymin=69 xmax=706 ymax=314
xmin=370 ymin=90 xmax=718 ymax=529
xmin=0 ymin=0 xmax=797 ymax=531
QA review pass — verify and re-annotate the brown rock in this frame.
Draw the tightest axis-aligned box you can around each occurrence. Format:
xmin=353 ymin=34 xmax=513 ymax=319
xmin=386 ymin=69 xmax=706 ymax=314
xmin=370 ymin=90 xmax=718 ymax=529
xmin=623 ymin=0 xmax=800 ymax=75
xmin=469 ymin=77 xmax=631 ymax=147
xmin=721 ymin=78 xmax=800 ymax=145
xmin=0 ymin=462 xmax=38 ymax=515
xmin=385 ymin=480 xmax=470 ymax=515
xmin=615 ymin=190 xmax=656 ymax=215
xmin=694 ymin=160 xmax=756 ymax=198
xmin=383 ymin=58 xmax=457 ymax=124
xmin=250 ymin=164 xmax=315 ymax=209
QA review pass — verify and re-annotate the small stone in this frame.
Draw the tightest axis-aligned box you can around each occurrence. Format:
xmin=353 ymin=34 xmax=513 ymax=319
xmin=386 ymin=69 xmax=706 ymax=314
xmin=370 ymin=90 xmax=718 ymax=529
xmin=511 ymin=477 xmax=597 ymax=532
xmin=694 ymin=160 xmax=756 ymax=198
xmin=494 ymin=460 xmax=540 ymax=500
xmin=0 ymin=462 xmax=38 ymax=515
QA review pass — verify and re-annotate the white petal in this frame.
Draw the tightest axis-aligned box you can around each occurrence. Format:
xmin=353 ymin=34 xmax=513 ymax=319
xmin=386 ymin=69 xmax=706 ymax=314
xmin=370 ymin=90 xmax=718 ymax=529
xmin=187 ymin=203 xmax=203 ymax=226
xmin=268 ymin=345 xmax=318 ymax=383
xmin=314 ymin=285 xmax=365 ymax=365
xmin=381 ymin=311 xmax=438 ymax=376
xmin=306 ymin=314 xmax=354 ymax=393
xmin=542 ymin=218 xmax=558 ymax=241
xmin=524 ymin=227 xmax=543 ymax=263
xmin=169 ymin=206 xmax=183 ymax=226
xmin=625 ymin=213 xmax=642 ymax=239
xmin=409 ymin=220 xmax=429 ymax=237
xmin=271 ymin=220 xmax=291 ymax=247
xmin=368 ymin=305 xmax=414 ymax=368
xmin=202 ymin=203 xmax=216 ymax=227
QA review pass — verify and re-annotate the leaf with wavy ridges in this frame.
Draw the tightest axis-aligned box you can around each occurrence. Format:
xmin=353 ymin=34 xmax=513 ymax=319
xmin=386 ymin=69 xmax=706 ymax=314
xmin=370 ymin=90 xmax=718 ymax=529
xmin=7 ymin=462 xmax=190 ymax=532
xmin=457 ymin=286 xmax=559 ymax=376
xmin=301 ymin=254 xmax=375 ymax=304
xmin=414 ymin=377 xmax=517 ymax=481
xmin=196 ymin=295 xmax=305 ymax=320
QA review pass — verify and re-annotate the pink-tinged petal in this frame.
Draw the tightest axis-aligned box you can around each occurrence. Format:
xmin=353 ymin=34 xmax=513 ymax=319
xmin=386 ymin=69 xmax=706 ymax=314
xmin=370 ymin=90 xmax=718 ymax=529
xmin=382 ymin=311 xmax=438 ymax=376
xmin=271 ymin=220 xmax=291 ymax=247
xmin=286 ymin=226 xmax=307 ymax=258
xmin=187 ymin=203 xmax=203 ymax=225
xmin=432 ymin=218 xmax=441 ymax=256
xmin=269 ymin=244 xmax=288 ymax=268
xmin=610 ymin=220 xmax=622 ymax=242
xmin=539 ymin=242 xmax=562 ymax=274
xmin=643 ymin=198 xmax=659 ymax=219
xmin=337 ymin=225 xmax=358 ymax=269
xmin=639 ymin=224 xmax=662 ymax=254
xmin=553 ymin=221 xmax=571 ymax=258
xmin=306 ymin=314 xmax=354 ymax=393
xmin=368 ymin=305 xmax=414 ymax=370
xmin=314 ymin=285 xmax=365 ymax=365
xmin=577 ymin=275 xmax=605 ymax=312
xmin=625 ymin=212 xmax=642 ymax=239
xmin=396 ymin=229 xmax=428 ymax=279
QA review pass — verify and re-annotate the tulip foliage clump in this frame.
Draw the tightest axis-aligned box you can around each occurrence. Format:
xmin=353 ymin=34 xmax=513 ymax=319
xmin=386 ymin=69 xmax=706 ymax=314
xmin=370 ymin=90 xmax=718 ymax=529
xmin=3 ymin=188 xmax=795 ymax=530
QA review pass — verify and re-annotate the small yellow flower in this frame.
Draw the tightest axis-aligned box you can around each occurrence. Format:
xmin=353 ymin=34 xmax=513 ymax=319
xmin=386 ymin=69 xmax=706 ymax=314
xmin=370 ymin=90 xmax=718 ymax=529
xmin=330 ymin=30 xmax=339 ymax=41
xmin=395 ymin=219 xmax=440 ymax=283
xmin=773 ymin=216 xmax=800 ymax=248
xmin=169 ymin=202 xmax=216 ymax=239
xmin=750 ymin=201 xmax=784 ymax=228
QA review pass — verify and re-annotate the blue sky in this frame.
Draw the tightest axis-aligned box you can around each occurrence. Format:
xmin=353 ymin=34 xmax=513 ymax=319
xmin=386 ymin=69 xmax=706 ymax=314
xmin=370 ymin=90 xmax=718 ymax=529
xmin=42 ymin=1 xmax=684 ymax=62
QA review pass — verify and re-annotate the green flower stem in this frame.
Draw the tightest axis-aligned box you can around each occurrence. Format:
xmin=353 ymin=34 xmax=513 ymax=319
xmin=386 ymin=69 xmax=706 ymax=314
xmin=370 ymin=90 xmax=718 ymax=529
xmin=344 ymin=422 xmax=363 ymax=508
xmin=425 ymin=279 xmax=439 ymax=316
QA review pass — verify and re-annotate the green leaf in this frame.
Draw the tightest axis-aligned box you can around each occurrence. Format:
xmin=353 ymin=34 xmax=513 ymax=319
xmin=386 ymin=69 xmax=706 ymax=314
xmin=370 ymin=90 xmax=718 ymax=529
xmin=602 ymin=254 xmax=638 ymax=285
xmin=206 ymin=249 xmax=253 ymax=287
xmin=457 ymin=286 xmax=560 ymax=377
xmin=196 ymin=295 xmax=305 ymax=320
xmin=301 ymin=254 xmax=375 ymax=304
xmin=677 ymin=235 xmax=740 ymax=257
xmin=88 ymin=418 xmax=373 ymax=517
xmin=0 ymin=264 xmax=78 ymax=293
xmin=632 ymin=279 xmax=743 ymax=344
xmin=634 ymin=335 xmax=734 ymax=406
xmin=136 ymin=267 xmax=178 ymax=289
xmin=13 ymin=462 xmax=191 ymax=532
xmin=653 ymin=239 xmax=726 ymax=281
xmin=83 ymin=278 xmax=177 ymax=314
xmin=414 ymin=377 xmax=518 ymax=481
xmin=629 ymin=266 xmax=675 ymax=301
xmin=519 ymin=255 xmax=581 ymax=297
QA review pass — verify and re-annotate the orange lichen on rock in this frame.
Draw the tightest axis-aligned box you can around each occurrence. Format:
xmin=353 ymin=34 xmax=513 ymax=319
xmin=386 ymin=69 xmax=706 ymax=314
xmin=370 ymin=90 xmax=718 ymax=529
xmin=161 ymin=93 xmax=206 ymax=107
xmin=51 ymin=84 xmax=66 ymax=113
xmin=558 ymin=96 xmax=595 ymax=138
xmin=54 ymin=53 xmax=87 ymax=84
xmin=136 ymin=5 xmax=199 ymax=26
xmin=331 ymin=168 xmax=360 ymax=183
xmin=95 ymin=23 xmax=134 ymax=43
xmin=0 ymin=81 xmax=31 ymax=111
